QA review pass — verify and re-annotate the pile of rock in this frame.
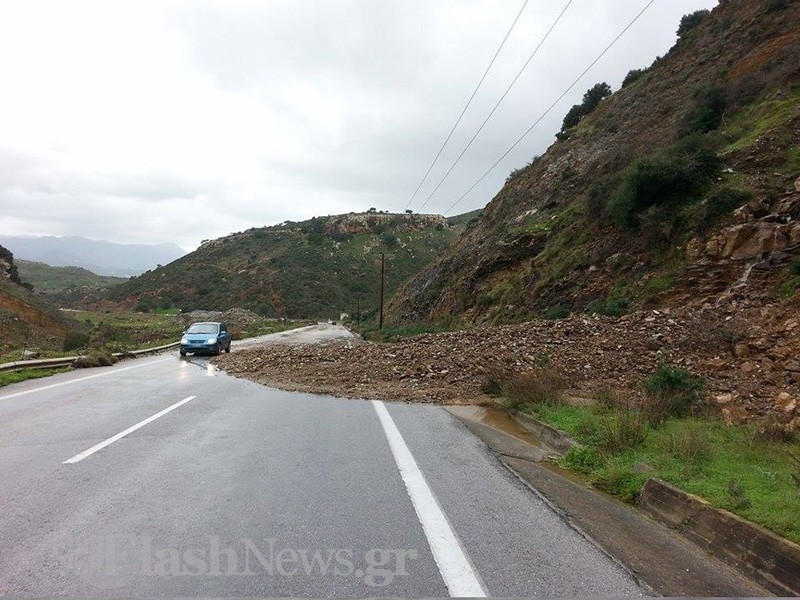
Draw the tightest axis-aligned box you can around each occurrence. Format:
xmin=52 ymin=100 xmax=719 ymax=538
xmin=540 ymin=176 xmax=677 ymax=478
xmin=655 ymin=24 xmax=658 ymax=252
xmin=215 ymin=305 xmax=800 ymax=424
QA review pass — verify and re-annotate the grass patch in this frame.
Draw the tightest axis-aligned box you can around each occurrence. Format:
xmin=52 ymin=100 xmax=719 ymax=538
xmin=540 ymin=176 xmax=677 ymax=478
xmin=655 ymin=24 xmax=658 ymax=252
xmin=786 ymin=146 xmax=800 ymax=177
xmin=723 ymin=89 xmax=800 ymax=153
xmin=0 ymin=367 xmax=71 ymax=387
xmin=523 ymin=400 xmax=800 ymax=543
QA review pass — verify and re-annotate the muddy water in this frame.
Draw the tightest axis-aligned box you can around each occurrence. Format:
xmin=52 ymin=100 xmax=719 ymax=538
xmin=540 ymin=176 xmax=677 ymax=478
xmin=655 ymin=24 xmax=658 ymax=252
xmin=447 ymin=405 xmax=549 ymax=449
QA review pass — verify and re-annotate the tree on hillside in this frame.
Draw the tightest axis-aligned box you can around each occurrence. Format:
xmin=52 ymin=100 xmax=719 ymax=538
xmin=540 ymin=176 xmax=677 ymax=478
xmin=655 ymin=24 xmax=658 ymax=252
xmin=677 ymin=10 xmax=710 ymax=39
xmin=559 ymin=82 xmax=613 ymax=135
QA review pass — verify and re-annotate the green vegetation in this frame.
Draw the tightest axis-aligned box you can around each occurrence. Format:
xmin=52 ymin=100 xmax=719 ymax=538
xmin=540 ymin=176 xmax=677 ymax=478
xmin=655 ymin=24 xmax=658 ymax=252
xmin=676 ymin=10 xmax=710 ymax=39
xmin=692 ymin=186 xmax=754 ymax=233
xmin=786 ymin=146 xmax=800 ymax=176
xmin=607 ymin=135 xmax=721 ymax=227
xmin=543 ymin=305 xmax=570 ymax=320
xmin=0 ymin=367 xmax=71 ymax=388
xmin=522 ymin=401 xmax=800 ymax=543
xmin=15 ymin=260 xmax=124 ymax=294
xmin=560 ymin=82 xmax=612 ymax=135
xmin=723 ymin=89 xmax=800 ymax=153
xmin=73 ymin=310 xmax=186 ymax=351
xmin=778 ymin=258 xmax=800 ymax=298
xmin=102 ymin=213 xmax=463 ymax=320
xmin=621 ymin=68 xmax=647 ymax=88
xmin=641 ymin=365 xmax=707 ymax=423
xmin=73 ymin=350 xmax=119 ymax=369
xmin=683 ymin=82 xmax=727 ymax=135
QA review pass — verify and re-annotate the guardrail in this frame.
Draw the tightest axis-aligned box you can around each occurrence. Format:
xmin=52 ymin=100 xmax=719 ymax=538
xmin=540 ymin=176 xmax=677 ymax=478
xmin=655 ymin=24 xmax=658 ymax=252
xmin=0 ymin=342 xmax=180 ymax=373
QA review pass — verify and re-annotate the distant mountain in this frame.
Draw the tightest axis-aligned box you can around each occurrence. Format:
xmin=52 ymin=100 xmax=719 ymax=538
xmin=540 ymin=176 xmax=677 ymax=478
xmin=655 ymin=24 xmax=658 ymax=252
xmin=0 ymin=235 xmax=186 ymax=277
xmin=91 ymin=212 xmax=469 ymax=319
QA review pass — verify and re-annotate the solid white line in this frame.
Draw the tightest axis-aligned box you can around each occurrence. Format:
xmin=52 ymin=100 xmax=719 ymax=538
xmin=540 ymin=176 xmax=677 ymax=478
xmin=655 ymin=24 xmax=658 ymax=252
xmin=63 ymin=395 xmax=197 ymax=464
xmin=371 ymin=400 xmax=487 ymax=597
xmin=0 ymin=357 xmax=171 ymax=401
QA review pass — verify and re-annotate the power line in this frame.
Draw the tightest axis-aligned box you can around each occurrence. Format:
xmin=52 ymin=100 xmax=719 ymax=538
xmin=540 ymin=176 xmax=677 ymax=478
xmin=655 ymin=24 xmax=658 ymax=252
xmin=414 ymin=0 xmax=575 ymax=214
xmin=444 ymin=0 xmax=658 ymax=217
xmin=404 ymin=0 xmax=530 ymax=211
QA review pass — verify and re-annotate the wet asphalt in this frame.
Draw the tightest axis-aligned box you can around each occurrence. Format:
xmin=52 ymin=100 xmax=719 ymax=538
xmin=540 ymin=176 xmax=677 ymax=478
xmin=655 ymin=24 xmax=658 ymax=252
xmin=0 ymin=331 xmax=645 ymax=597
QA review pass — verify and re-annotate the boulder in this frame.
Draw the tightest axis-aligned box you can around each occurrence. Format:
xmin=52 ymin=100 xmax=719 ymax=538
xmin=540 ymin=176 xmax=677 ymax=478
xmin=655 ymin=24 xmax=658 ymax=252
xmin=705 ymin=222 xmax=800 ymax=260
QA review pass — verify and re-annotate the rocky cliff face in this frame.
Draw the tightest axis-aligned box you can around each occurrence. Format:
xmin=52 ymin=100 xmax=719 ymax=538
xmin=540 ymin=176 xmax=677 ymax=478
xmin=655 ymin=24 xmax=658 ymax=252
xmin=323 ymin=213 xmax=448 ymax=237
xmin=388 ymin=0 xmax=800 ymax=325
xmin=0 ymin=244 xmax=22 ymax=286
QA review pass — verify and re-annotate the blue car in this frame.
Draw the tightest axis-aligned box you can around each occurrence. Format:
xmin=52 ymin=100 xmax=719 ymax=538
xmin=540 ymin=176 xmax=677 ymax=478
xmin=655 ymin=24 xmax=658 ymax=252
xmin=179 ymin=322 xmax=232 ymax=356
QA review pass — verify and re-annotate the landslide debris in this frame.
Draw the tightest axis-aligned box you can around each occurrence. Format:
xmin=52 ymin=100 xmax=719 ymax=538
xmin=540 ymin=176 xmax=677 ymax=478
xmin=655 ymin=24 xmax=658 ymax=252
xmin=216 ymin=304 xmax=800 ymax=426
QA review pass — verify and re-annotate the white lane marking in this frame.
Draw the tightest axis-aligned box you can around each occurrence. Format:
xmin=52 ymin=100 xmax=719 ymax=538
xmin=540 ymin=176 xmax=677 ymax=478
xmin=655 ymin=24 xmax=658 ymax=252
xmin=63 ymin=395 xmax=197 ymax=464
xmin=0 ymin=357 xmax=171 ymax=401
xmin=371 ymin=400 xmax=487 ymax=598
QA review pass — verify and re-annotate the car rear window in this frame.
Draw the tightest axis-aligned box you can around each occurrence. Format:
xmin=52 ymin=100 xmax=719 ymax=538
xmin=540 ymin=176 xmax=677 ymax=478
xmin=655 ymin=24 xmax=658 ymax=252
xmin=187 ymin=323 xmax=219 ymax=334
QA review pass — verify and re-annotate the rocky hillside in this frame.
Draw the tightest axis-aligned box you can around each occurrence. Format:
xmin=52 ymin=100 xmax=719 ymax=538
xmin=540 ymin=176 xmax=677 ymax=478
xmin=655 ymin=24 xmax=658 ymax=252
xmin=88 ymin=212 xmax=466 ymax=319
xmin=0 ymin=245 xmax=72 ymax=360
xmin=389 ymin=0 xmax=800 ymax=326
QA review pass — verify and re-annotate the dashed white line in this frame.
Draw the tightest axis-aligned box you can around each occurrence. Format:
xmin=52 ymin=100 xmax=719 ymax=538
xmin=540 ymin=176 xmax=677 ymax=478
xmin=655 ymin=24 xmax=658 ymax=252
xmin=0 ymin=357 xmax=171 ymax=401
xmin=63 ymin=395 xmax=197 ymax=464
xmin=372 ymin=400 xmax=487 ymax=597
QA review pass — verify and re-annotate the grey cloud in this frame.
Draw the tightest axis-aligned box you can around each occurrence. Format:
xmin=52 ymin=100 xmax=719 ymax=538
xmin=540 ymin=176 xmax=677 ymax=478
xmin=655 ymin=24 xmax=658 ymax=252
xmin=0 ymin=0 xmax=719 ymax=249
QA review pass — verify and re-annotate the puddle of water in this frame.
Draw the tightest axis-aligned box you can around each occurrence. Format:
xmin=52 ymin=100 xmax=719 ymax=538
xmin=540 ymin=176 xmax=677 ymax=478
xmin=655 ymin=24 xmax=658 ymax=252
xmin=448 ymin=405 xmax=548 ymax=449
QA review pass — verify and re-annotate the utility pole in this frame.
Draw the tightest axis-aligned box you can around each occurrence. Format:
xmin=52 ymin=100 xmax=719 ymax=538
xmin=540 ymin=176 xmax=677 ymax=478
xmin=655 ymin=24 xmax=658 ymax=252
xmin=379 ymin=252 xmax=385 ymax=330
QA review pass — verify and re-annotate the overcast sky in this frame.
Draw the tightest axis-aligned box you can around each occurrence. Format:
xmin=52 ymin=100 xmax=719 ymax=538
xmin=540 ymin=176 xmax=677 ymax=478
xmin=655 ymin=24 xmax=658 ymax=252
xmin=0 ymin=0 xmax=718 ymax=251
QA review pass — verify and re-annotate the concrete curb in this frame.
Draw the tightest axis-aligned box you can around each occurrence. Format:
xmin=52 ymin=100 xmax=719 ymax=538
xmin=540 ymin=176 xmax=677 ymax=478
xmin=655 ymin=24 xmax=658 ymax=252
xmin=511 ymin=410 xmax=579 ymax=454
xmin=512 ymin=409 xmax=799 ymax=594
xmin=640 ymin=477 xmax=800 ymax=596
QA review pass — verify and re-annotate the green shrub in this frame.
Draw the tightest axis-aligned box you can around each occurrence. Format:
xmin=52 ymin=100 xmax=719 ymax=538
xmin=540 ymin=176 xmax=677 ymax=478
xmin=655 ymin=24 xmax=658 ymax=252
xmin=63 ymin=330 xmax=90 ymax=352
xmin=683 ymin=83 xmax=727 ymax=134
xmin=500 ymin=369 xmax=566 ymax=410
xmin=786 ymin=147 xmax=800 ymax=177
xmin=727 ymin=479 xmax=752 ymax=511
xmin=664 ymin=426 xmax=711 ymax=462
xmin=560 ymin=82 xmax=612 ymax=134
xmin=381 ymin=232 xmax=399 ymax=247
xmin=73 ymin=351 xmax=119 ymax=369
xmin=622 ymin=68 xmax=646 ymax=88
xmin=562 ymin=446 xmax=605 ymax=475
xmin=791 ymin=258 xmax=800 ymax=276
xmin=599 ymin=410 xmax=649 ymax=452
xmin=677 ymin=10 xmax=710 ymax=38
xmin=642 ymin=366 xmax=706 ymax=425
xmin=480 ymin=369 xmax=506 ymax=397
xmin=608 ymin=136 xmax=721 ymax=227
xmin=586 ymin=297 xmax=629 ymax=317
xmin=752 ymin=415 xmax=796 ymax=443
xmin=696 ymin=186 xmax=753 ymax=232
xmin=544 ymin=305 xmax=570 ymax=320
xmin=591 ymin=467 xmax=646 ymax=502
xmin=766 ymin=0 xmax=789 ymax=12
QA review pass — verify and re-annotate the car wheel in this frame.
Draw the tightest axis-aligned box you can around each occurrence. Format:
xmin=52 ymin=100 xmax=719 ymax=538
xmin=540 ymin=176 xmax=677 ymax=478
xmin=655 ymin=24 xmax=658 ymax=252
xmin=225 ymin=344 xmax=231 ymax=353
xmin=179 ymin=350 xmax=186 ymax=357
xmin=214 ymin=344 xmax=221 ymax=356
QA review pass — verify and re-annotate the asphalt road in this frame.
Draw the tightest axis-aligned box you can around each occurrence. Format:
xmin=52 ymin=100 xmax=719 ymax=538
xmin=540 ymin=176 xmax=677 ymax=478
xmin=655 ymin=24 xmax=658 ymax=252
xmin=234 ymin=323 xmax=357 ymax=349
xmin=0 ymin=329 xmax=644 ymax=597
